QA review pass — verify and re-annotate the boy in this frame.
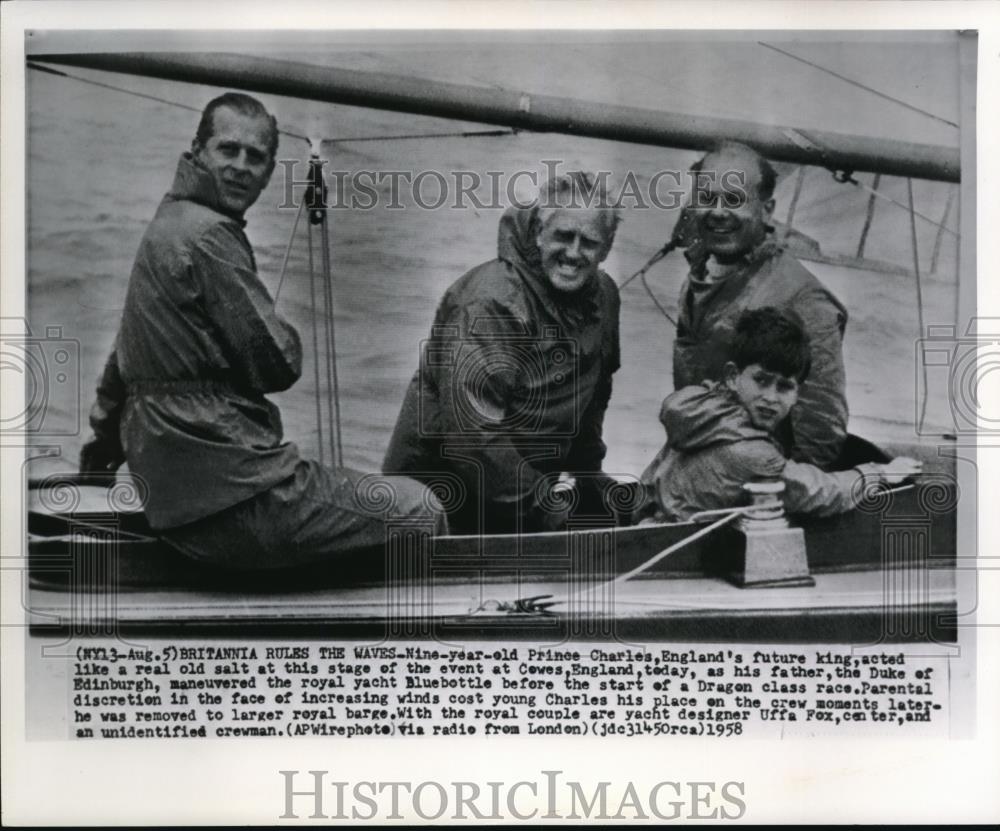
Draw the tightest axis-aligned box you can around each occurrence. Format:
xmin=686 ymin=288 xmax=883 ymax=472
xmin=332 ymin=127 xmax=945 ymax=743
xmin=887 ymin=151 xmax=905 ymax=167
xmin=640 ymin=307 xmax=920 ymax=522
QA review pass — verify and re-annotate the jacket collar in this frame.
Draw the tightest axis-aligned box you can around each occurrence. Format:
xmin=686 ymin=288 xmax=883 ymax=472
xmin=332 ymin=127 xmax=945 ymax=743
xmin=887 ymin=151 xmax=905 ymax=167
xmin=495 ymin=205 xmax=602 ymax=323
xmin=166 ymin=152 xmax=247 ymax=227
xmin=687 ymin=231 xmax=782 ymax=283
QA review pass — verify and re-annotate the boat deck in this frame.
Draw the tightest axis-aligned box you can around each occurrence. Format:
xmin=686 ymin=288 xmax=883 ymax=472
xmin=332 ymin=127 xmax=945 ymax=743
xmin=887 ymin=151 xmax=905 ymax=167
xmin=28 ymin=565 xmax=957 ymax=642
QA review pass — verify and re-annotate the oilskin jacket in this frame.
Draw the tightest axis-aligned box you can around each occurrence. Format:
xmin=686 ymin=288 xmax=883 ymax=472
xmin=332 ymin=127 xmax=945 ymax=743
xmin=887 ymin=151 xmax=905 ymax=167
xmin=640 ymin=383 xmax=878 ymax=522
xmin=673 ymin=239 xmax=849 ymax=469
xmin=88 ymin=153 xmax=302 ymax=529
xmin=383 ymin=206 xmax=621 ymax=532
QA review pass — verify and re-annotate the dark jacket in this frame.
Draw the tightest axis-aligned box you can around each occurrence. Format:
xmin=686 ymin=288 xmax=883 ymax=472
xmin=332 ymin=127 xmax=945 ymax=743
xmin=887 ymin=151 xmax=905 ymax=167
xmin=88 ymin=153 xmax=302 ymax=528
xmin=383 ymin=206 xmax=621 ymax=532
xmin=673 ymin=239 xmax=849 ymax=469
xmin=640 ymin=383 xmax=878 ymax=522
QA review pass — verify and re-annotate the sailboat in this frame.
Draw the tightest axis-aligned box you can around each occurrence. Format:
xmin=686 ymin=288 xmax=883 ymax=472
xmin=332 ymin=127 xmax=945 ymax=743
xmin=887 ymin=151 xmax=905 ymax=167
xmin=23 ymin=41 xmax=967 ymax=641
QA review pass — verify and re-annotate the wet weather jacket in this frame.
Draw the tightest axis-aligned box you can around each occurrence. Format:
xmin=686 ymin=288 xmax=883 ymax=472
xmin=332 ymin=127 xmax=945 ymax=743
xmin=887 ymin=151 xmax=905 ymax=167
xmin=640 ymin=382 xmax=879 ymax=522
xmin=383 ymin=205 xmax=621 ymax=532
xmin=673 ymin=239 xmax=849 ymax=469
xmin=88 ymin=153 xmax=302 ymax=528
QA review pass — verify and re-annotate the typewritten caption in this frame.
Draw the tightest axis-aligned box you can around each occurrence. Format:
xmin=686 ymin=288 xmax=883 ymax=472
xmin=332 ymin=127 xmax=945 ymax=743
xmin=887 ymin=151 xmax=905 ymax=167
xmin=61 ymin=642 xmax=951 ymax=739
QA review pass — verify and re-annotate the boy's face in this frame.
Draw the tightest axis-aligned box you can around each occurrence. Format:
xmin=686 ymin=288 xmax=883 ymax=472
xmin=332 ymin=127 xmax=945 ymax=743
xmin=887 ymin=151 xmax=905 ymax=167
xmin=725 ymin=362 xmax=799 ymax=431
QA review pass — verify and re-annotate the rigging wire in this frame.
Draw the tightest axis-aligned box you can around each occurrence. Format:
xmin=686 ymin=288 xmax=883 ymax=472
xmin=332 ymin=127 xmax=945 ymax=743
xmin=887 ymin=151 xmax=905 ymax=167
xmin=907 ymin=178 xmax=930 ymax=435
xmin=616 ymin=242 xmax=680 ymax=327
xmin=306 ymin=222 xmax=326 ymax=467
xmin=757 ymin=42 xmax=959 ymax=129
xmin=27 ymin=61 xmax=518 ymax=148
xmin=781 ymin=165 xmax=807 ymax=241
xmin=28 ymin=61 xmax=311 ymax=145
xmin=855 ymin=172 xmax=881 ymax=259
xmin=640 ymin=270 xmax=678 ymax=328
xmin=930 ymin=186 xmax=957 ymax=274
xmin=272 ymin=197 xmax=306 ymax=305
xmin=851 ymin=174 xmax=959 ymax=238
xmin=317 ymin=207 xmax=344 ymax=467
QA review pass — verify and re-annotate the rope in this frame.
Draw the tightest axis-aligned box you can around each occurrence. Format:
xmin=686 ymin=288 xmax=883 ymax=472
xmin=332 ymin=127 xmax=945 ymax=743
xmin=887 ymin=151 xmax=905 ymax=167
xmin=28 ymin=61 xmax=311 ymax=145
xmin=617 ymin=242 xmax=675 ymax=291
xmin=615 ymin=242 xmax=680 ymax=327
xmin=855 ymin=172 xmax=881 ymax=259
xmin=930 ymin=186 xmax=956 ymax=274
xmin=540 ymin=509 xmax=746 ymax=614
xmin=907 ymin=179 xmax=930 ymax=434
xmin=852 ymin=175 xmax=959 ymax=238
xmin=610 ymin=509 xmax=743 ymax=585
xmin=27 ymin=62 xmax=517 ymax=149
xmin=757 ymin=42 xmax=959 ymax=129
xmin=640 ymin=270 xmax=678 ymax=328
xmin=782 ymin=165 xmax=807 ymax=240
xmin=272 ymin=197 xmax=306 ymax=305
xmin=318 ymin=212 xmax=344 ymax=467
xmin=306 ymin=223 xmax=326 ymax=467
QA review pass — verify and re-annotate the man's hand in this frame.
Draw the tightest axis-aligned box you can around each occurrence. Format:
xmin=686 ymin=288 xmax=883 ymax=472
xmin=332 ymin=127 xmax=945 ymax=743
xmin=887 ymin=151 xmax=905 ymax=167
xmin=879 ymin=456 xmax=923 ymax=485
xmin=79 ymin=436 xmax=125 ymax=474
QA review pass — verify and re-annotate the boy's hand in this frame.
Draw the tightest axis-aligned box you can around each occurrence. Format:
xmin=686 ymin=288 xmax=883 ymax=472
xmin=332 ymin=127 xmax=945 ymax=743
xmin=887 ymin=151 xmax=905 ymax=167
xmin=880 ymin=456 xmax=923 ymax=485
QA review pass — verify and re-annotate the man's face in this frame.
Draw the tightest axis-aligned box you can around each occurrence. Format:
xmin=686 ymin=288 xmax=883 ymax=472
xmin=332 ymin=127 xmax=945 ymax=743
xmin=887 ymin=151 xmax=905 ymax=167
xmin=725 ymin=362 xmax=799 ymax=432
xmin=192 ymin=106 xmax=275 ymax=216
xmin=535 ymin=208 xmax=610 ymax=293
xmin=691 ymin=149 xmax=774 ymax=263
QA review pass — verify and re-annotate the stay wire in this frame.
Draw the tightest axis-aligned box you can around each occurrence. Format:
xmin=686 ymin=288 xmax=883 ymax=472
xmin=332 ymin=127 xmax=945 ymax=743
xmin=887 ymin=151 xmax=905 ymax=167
xmin=28 ymin=61 xmax=518 ymax=147
xmin=318 ymin=215 xmax=344 ymax=468
xmin=907 ymin=179 xmax=930 ymax=435
xmin=28 ymin=60 xmax=311 ymax=145
xmin=307 ymin=222 xmax=326 ymax=467
xmin=272 ymin=197 xmax=306 ymax=305
xmin=757 ymin=42 xmax=959 ymax=129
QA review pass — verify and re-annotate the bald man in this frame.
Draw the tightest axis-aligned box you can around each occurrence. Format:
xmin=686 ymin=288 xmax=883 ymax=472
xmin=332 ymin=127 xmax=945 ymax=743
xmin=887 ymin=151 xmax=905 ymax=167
xmin=671 ymin=141 xmax=848 ymax=469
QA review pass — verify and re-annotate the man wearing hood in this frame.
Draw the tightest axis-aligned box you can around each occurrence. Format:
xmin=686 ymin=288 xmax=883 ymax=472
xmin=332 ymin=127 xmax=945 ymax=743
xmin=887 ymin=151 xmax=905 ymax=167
xmin=384 ymin=172 xmax=622 ymax=534
xmin=673 ymin=142 xmax=849 ymax=470
xmin=79 ymin=93 xmax=441 ymax=569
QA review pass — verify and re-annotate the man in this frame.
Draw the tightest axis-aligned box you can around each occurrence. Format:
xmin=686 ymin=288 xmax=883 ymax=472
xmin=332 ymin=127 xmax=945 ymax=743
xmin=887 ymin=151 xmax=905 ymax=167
xmin=641 ymin=308 xmax=919 ymax=522
xmin=80 ymin=92 xmax=442 ymax=570
xmin=672 ymin=141 xmax=848 ymax=469
xmin=384 ymin=172 xmax=622 ymax=533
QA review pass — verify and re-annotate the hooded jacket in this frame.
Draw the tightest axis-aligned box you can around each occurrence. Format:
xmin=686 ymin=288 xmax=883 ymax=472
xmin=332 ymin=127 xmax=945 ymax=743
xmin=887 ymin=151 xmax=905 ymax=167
xmin=383 ymin=205 xmax=620 ymax=532
xmin=641 ymin=383 xmax=878 ymax=522
xmin=673 ymin=238 xmax=849 ymax=469
xmin=88 ymin=153 xmax=302 ymax=528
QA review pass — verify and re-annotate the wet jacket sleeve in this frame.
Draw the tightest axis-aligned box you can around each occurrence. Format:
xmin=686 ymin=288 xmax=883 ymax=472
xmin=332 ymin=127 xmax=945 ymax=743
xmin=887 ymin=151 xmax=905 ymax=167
xmin=193 ymin=224 xmax=303 ymax=394
xmin=569 ymin=374 xmax=612 ymax=473
xmin=568 ymin=284 xmax=620 ymax=472
xmin=728 ymin=443 xmax=880 ymax=518
xmin=790 ymin=288 xmax=848 ymax=468
xmin=781 ymin=461 xmax=882 ymax=517
xmin=436 ymin=303 xmax=553 ymax=522
xmin=88 ymin=344 xmax=126 ymax=449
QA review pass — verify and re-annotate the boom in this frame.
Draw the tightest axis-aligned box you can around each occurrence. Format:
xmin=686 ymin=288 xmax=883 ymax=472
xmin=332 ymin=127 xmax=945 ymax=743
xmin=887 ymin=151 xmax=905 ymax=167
xmin=30 ymin=51 xmax=959 ymax=182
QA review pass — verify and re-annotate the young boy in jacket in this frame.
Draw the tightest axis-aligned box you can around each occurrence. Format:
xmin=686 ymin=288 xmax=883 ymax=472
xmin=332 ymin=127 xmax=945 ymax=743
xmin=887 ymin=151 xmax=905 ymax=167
xmin=640 ymin=307 xmax=920 ymax=522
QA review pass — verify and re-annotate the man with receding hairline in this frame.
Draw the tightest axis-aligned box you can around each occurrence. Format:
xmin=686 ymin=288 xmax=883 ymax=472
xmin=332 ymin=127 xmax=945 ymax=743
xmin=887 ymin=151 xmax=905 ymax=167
xmin=672 ymin=141 xmax=849 ymax=469
xmin=80 ymin=92 xmax=442 ymax=569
